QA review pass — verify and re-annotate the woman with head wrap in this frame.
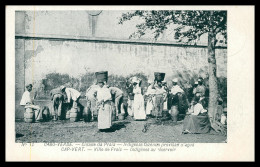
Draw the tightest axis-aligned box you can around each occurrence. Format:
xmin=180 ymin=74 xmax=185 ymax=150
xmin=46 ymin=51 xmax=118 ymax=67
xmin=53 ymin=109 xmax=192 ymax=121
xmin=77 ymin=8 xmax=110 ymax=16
xmin=132 ymin=77 xmax=146 ymax=120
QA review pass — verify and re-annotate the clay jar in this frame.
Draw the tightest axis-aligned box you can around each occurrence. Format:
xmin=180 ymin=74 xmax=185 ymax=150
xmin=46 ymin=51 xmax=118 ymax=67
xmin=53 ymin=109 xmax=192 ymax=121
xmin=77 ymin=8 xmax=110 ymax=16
xmin=83 ymin=107 xmax=92 ymax=122
xmin=170 ymin=105 xmax=179 ymax=123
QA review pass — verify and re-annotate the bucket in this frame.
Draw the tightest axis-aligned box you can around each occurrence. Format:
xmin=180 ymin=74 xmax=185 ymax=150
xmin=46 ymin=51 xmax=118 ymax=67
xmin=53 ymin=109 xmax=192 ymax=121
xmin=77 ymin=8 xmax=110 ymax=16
xmin=70 ymin=109 xmax=78 ymax=122
xmin=170 ymin=105 xmax=179 ymax=123
xmin=24 ymin=118 xmax=34 ymax=123
xmin=95 ymin=71 xmax=108 ymax=82
xmin=118 ymin=113 xmax=125 ymax=120
xmin=70 ymin=108 xmax=78 ymax=113
xmin=83 ymin=107 xmax=92 ymax=122
xmin=66 ymin=110 xmax=70 ymax=119
xmin=24 ymin=108 xmax=35 ymax=123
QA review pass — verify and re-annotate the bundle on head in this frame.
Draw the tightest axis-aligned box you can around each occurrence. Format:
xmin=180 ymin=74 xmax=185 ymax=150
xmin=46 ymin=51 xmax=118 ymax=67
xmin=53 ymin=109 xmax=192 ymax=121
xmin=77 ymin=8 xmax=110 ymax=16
xmin=154 ymin=72 xmax=165 ymax=82
xmin=95 ymin=71 xmax=108 ymax=83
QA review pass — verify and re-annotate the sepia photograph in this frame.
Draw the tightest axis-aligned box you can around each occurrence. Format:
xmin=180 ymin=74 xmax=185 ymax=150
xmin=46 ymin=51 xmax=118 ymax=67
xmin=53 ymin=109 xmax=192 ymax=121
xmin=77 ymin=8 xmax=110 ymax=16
xmin=6 ymin=5 xmax=254 ymax=161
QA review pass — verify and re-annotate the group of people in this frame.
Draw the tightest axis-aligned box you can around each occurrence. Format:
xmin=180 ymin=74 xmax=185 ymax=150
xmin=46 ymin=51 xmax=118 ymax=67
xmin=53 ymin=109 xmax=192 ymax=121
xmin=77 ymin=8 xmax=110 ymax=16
xmin=20 ymin=71 xmax=226 ymax=134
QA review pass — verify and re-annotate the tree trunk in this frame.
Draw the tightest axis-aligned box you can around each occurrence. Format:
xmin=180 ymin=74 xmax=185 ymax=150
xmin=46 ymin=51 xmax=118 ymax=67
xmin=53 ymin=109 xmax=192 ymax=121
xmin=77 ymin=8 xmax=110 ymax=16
xmin=207 ymin=30 xmax=219 ymax=124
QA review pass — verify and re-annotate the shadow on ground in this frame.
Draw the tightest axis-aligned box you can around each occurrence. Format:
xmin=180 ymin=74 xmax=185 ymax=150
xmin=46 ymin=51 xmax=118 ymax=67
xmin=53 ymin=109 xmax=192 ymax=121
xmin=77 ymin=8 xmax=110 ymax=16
xmin=101 ymin=121 xmax=131 ymax=133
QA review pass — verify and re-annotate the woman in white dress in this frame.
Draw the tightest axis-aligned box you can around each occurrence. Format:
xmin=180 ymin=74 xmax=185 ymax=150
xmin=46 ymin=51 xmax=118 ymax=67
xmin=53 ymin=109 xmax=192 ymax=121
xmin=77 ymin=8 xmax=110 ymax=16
xmin=132 ymin=77 xmax=146 ymax=120
xmin=96 ymin=81 xmax=113 ymax=131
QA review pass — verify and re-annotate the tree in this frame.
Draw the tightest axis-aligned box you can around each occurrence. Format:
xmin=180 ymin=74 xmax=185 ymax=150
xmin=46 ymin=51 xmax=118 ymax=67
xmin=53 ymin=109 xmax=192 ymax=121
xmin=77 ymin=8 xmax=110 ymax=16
xmin=118 ymin=10 xmax=227 ymax=122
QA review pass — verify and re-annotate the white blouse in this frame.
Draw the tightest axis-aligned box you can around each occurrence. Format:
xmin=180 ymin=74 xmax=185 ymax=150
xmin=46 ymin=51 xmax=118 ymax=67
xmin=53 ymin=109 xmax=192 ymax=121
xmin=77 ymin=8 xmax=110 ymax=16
xmin=20 ymin=91 xmax=33 ymax=106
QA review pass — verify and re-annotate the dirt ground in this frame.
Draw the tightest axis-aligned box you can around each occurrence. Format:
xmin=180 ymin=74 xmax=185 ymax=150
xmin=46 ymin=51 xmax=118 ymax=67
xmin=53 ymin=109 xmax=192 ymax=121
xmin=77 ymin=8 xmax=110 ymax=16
xmin=15 ymin=116 xmax=227 ymax=143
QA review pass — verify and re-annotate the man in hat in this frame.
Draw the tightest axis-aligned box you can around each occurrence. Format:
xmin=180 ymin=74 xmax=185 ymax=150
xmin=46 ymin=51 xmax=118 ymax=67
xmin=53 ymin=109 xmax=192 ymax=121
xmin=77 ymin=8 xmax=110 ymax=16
xmin=20 ymin=84 xmax=43 ymax=122
xmin=60 ymin=86 xmax=81 ymax=109
xmin=194 ymin=78 xmax=206 ymax=97
xmin=170 ymin=78 xmax=184 ymax=95
xmin=109 ymin=86 xmax=124 ymax=119
xmin=50 ymin=86 xmax=66 ymax=120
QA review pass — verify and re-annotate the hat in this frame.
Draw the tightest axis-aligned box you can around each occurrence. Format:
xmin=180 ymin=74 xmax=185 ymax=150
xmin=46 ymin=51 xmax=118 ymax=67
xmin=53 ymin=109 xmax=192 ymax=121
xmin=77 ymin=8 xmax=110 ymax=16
xmin=194 ymin=81 xmax=198 ymax=84
xmin=198 ymin=78 xmax=202 ymax=82
xmin=172 ymin=78 xmax=178 ymax=83
xmin=26 ymin=84 xmax=32 ymax=88
xmin=60 ymin=85 xmax=66 ymax=90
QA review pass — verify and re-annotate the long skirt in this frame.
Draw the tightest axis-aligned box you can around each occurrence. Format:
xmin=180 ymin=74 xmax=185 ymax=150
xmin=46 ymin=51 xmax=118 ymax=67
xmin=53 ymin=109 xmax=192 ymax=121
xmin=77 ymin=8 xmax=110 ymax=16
xmin=152 ymin=94 xmax=164 ymax=117
xmin=88 ymin=96 xmax=98 ymax=117
xmin=127 ymin=99 xmax=134 ymax=116
xmin=98 ymin=101 xmax=112 ymax=129
xmin=146 ymin=98 xmax=154 ymax=115
xmin=183 ymin=113 xmax=211 ymax=134
xmin=133 ymin=94 xmax=146 ymax=120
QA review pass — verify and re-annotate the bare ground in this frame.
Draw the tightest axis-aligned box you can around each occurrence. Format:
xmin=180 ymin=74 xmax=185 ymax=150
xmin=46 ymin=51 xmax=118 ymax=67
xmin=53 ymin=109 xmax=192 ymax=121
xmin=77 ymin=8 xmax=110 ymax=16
xmin=15 ymin=116 xmax=226 ymax=143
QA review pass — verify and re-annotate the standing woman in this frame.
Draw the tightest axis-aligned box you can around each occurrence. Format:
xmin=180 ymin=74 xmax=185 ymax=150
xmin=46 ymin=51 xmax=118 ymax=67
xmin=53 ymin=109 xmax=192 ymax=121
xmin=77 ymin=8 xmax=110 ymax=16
xmin=126 ymin=80 xmax=134 ymax=117
xmin=145 ymin=80 xmax=155 ymax=117
xmin=132 ymin=77 xmax=146 ymax=120
xmin=95 ymin=71 xmax=113 ymax=131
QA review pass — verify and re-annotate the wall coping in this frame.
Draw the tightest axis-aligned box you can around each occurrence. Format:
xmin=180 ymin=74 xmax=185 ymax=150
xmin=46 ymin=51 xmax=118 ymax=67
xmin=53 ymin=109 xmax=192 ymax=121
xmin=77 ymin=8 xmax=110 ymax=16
xmin=15 ymin=33 xmax=227 ymax=49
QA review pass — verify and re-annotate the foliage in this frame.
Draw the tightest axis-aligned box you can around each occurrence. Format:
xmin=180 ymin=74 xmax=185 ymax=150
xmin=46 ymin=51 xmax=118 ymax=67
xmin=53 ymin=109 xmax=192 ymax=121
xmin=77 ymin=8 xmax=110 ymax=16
xmin=119 ymin=10 xmax=227 ymax=117
xmin=119 ymin=10 xmax=227 ymax=45
xmin=36 ymin=71 xmax=226 ymax=108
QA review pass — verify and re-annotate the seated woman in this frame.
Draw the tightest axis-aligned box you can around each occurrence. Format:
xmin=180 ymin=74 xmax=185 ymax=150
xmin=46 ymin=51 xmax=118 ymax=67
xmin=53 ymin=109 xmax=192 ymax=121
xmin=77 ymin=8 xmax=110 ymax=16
xmin=182 ymin=96 xmax=211 ymax=134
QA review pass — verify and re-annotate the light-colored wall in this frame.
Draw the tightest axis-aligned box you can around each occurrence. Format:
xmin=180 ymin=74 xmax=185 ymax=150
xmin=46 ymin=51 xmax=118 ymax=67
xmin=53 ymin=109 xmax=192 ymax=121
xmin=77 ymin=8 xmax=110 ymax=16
xmin=22 ymin=39 xmax=227 ymax=85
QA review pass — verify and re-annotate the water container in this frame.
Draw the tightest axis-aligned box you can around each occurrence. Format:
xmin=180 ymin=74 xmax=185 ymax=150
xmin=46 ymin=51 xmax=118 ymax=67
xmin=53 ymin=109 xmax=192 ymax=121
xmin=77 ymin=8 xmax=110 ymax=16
xmin=70 ymin=108 xmax=78 ymax=122
xmin=24 ymin=108 xmax=35 ymax=123
xmin=24 ymin=118 xmax=34 ymax=123
xmin=66 ymin=110 xmax=70 ymax=119
xmin=221 ymin=114 xmax=227 ymax=125
xmin=170 ymin=105 xmax=179 ymax=123
xmin=111 ymin=105 xmax=116 ymax=121
xmin=118 ymin=113 xmax=125 ymax=120
xmin=154 ymin=72 xmax=165 ymax=82
xmin=70 ymin=108 xmax=78 ymax=113
xmin=83 ymin=107 xmax=92 ymax=122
